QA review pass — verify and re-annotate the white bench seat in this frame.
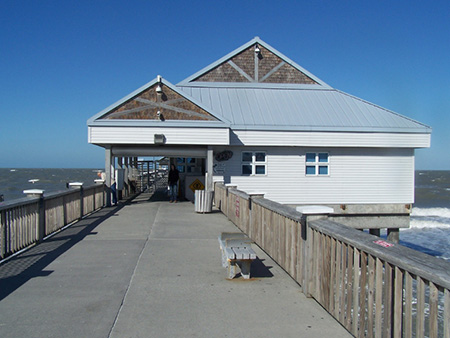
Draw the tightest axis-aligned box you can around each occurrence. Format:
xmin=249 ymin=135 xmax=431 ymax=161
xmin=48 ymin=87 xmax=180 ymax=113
xmin=218 ymin=232 xmax=257 ymax=279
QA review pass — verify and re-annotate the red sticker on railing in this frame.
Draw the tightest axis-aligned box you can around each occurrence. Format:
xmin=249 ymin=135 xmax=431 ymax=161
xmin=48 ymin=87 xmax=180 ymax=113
xmin=373 ymin=240 xmax=394 ymax=248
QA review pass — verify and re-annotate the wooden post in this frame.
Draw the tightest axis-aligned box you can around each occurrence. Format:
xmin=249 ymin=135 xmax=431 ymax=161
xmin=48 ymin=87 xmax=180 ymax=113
xmin=23 ymin=189 xmax=45 ymax=241
xmin=369 ymin=229 xmax=381 ymax=237
xmin=1 ymin=209 xmax=7 ymax=259
xmin=105 ymin=146 xmax=112 ymax=207
xmin=387 ymin=228 xmax=399 ymax=243
xmin=68 ymin=183 xmax=84 ymax=220
xmin=206 ymin=147 xmax=213 ymax=192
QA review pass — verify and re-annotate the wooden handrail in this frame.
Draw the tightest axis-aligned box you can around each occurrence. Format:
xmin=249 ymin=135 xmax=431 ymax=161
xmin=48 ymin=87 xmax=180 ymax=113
xmin=215 ymin=183 xmax=450 ymax=337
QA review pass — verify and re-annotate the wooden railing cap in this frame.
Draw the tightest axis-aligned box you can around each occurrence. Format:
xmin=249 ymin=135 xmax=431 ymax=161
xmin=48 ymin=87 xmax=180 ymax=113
xmin=23 ymin=189 xmax=45 ymax=196
xmin=296 ymin=205 xmax=334 ymax=215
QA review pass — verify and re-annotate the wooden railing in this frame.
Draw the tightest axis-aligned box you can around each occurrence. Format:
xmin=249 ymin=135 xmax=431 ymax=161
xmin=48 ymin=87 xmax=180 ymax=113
xmin=0 ymin=184 xmax=105 ymax=260
xmin=215 ymin=182 xmax=450 ymax=338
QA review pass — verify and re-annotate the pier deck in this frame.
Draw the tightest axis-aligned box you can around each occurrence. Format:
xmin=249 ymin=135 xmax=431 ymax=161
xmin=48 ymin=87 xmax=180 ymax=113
xmin=0 ymin=190 xmax=351 ymax=338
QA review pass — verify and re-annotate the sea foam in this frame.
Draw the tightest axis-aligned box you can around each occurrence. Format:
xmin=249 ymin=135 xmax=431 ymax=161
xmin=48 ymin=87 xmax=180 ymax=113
xmin=409 ymin=207 xmax=450 ymax=229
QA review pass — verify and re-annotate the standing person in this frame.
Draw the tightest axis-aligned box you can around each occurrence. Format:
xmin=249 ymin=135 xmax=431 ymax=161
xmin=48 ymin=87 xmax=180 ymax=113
xmin=99 ymin=171 xmax=117 ymax=205
xmin=168 ymin=164 xmax=179 ymax=203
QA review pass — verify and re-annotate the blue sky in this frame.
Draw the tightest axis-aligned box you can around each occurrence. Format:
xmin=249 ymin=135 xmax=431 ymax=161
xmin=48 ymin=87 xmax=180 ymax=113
xmin=0 ymin=1 xmax=448 ymax=169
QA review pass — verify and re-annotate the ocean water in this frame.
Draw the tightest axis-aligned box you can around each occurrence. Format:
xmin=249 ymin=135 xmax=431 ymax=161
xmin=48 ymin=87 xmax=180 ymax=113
xmin=0 ymin=168 xmax=449 ymax=261
xmin=400 ymin=171 xmax=450 ymax=261
xmin=0 ymin=168 xmax=102 ymax=201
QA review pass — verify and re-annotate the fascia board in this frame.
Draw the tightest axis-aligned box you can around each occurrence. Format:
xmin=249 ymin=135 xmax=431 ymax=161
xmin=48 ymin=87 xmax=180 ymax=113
xmin=230 ymin=124 xmax=432 ymax=134
xmin=88 ymin=119 xmax=230 ymax=128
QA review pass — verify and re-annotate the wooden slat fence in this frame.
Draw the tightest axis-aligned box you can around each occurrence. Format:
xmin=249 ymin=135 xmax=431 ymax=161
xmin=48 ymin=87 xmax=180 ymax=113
xmin=214 ymin=182 xmax=450 ymax=338
xmin=1 ymin=184 xmax=105 ymax=260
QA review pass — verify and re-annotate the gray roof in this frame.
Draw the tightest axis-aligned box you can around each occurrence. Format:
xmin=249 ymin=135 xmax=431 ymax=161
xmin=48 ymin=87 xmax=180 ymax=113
xmin=179 ymin=86 xmax=430 ymax=133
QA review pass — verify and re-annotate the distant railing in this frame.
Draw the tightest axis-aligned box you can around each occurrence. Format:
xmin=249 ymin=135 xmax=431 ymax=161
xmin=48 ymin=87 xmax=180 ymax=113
xmin=0 ymin=184 xmax=105 ymax=260
xmin=214 ymin=182 xmax=450 ymax=338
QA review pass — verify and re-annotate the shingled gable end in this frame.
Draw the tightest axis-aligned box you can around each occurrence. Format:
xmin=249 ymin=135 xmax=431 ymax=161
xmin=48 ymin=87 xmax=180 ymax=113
xmin=88 ymin=37 xmax=431 ymax=230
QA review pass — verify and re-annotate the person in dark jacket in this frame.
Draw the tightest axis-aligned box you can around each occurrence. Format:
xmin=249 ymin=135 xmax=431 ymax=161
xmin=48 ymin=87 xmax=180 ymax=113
xmin=168 ymin=164 xmax=180 ymax=203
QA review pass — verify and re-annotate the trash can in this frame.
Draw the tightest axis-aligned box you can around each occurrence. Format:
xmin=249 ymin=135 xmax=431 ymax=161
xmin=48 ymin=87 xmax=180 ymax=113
xmin=194 ymin=190 xmax=214 ymax=213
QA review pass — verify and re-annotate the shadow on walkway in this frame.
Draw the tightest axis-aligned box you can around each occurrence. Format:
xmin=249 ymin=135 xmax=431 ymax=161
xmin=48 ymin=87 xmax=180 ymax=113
xmin=0 ymin=199 xmax=132 ymax=301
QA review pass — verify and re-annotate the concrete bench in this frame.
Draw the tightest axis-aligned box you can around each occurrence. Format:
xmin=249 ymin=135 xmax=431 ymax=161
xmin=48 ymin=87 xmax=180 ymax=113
xmin=218 ymin=232 xmax=257 ymax=279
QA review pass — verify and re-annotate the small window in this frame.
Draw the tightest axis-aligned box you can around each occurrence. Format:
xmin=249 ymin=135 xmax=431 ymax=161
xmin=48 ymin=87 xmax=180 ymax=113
xmin=241 ymin=151 xmax=267 ymax=176
xmin=306 ymin=153 xmax=329 ymax=176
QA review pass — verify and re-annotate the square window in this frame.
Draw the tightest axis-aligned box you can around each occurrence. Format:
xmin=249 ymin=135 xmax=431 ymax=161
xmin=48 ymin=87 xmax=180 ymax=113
xmin=255 ymin=165 xmax=265 ymax=175
xmin=306 ymin=166 xmax=316 ymax=175
xmin=242 ymin=165 xmax=252 ymax=175
xmin=255 ymin=152 xmax=266 ymax=162
xmin=176 ymin=157 xmax=185 ymax=164
xmin=242 ymin=152 xmax=252 ymax=162
xmin=177 ymin=165 xmax=185 ymax=173
xmin=306 ymin=153 xmax=316 ymax=162
xmin=318 ymin=153 xmax=328 ymax=163
xmin=319 ymin=166 xmax=328 ymax=175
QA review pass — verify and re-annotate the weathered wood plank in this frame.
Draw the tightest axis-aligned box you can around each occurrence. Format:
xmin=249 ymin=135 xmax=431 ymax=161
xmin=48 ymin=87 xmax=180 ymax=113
xmin=323 ymin=235 xmax=331 ymax=311
xmin=393 ymin=266 xmax=403 ymax=338
xmin=429 ymin=282 xmax=439 ymax=338
xmin=384 ymin=263 xmax=393 ymax=338
xmin=358 ymin=251 xmax=368 ymax=338
xmin=352 ymin=248 xmax=360 ymax=336
xmin=335 ymin=240 xmax=342 ymax=319
xmin=404 ymin=272 xmax=413 ymax=338
xmin=374 ymin=258 xmax=383 ymax=338
xmin=345 ymin=245 xmax=354 ymax=332
xmin=445 ymin=288 xmax=449 ymax=338
xmin=329 ymin=237 xmax=336 ymax=314
xmin=367 ymin=255 xmax=375 ymax=338
xmin=416 ymin=277 xmax=425 ymax=338
xmin=340 ymin=243 xmax=347 ymax=324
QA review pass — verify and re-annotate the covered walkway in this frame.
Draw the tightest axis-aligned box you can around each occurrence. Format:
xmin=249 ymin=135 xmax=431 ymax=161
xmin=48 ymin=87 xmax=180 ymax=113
xmin=0 ymin=190 xmax=351 ymax=337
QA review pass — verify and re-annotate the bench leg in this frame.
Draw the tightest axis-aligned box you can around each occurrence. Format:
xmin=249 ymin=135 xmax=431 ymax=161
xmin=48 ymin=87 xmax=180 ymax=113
xmin=227 ymin=261 xmax=237 ymax=279
xmin=221 ymin=250 xmax=228 ymax=268
xmin=239 ymin=260 xmax=252 ymax=280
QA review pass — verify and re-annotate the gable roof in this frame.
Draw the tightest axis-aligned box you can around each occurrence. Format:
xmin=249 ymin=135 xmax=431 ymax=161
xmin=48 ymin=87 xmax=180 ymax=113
xmin=177 ymin=37 xmax=431 ymax=134
xmin=177 ymin=37 xmax=331 ymax=89
xmin=87 ymin=77 xmax=230 ymax=127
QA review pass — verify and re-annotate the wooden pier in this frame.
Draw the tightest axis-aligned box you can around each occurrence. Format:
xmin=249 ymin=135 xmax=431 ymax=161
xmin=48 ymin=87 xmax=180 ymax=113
xmin=1 ymin=183 xmax=449 ymax=337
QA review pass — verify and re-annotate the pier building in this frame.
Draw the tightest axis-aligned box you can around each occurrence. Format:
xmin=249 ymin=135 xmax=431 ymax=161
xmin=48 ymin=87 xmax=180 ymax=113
xmin=87 ymin=37 xmax=431 ymax=234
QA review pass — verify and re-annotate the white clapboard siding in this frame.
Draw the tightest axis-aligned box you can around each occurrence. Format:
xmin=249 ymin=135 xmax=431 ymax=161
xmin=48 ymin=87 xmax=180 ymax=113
xmin=213 ymin=146 xmax=415 ymax=205
xmin=231 ymin=130 xmax=430 ymax=148
xmin=88 ymin=126 xmax=229 ymax=145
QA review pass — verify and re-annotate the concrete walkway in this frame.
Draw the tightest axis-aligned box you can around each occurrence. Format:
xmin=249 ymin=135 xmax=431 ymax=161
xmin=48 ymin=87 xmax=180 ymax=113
xmin=0 ymin=191 xmax=352 ymax=338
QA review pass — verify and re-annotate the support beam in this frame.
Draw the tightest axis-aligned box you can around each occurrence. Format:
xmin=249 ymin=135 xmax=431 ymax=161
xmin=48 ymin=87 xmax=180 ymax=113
xmin=105 ymin=146 xmax=112 ymax=206
xmin=387 ymin=228 xmax=400 ymax=244
xmin=206 ymin=147 xmax=214 ymax=192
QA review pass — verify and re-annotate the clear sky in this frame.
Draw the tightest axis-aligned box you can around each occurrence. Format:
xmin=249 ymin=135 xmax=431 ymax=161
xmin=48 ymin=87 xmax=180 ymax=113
xmin=0 ymin=1 xmax=448 ymax=169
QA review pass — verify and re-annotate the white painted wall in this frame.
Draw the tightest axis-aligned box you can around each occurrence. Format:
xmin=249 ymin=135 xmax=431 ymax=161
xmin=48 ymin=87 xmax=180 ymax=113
xmin=213 ymin=146 xmax=415 ymax=205
xmin=88 ymin=126 xmax=229 ymax=145
xmin=231 ymin=130 xmax=430 ymax=148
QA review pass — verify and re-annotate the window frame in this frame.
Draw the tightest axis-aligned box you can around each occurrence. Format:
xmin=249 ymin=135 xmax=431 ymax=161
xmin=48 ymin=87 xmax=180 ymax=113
xmin=305 ymin=152 xmax=330 ymax=176
xmin=241 ymin=151 xmax=267 ymax=176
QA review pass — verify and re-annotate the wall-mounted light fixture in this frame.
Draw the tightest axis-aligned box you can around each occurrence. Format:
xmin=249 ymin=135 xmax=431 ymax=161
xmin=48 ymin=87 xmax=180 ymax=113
xmin=255 ymin=44 xmax=260 ymax=54
xmin=156 ymin=75 xmax=162 ymax=94
xmin=154 ymin=134 xmax=166 ymax=144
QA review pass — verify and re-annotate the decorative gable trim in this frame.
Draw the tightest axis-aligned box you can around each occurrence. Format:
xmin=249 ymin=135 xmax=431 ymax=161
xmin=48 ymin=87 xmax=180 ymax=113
xmin=87 ymin=77 xmax=231 ymax=126
xmin=177 ymin=37 xmax=331 ymax=89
